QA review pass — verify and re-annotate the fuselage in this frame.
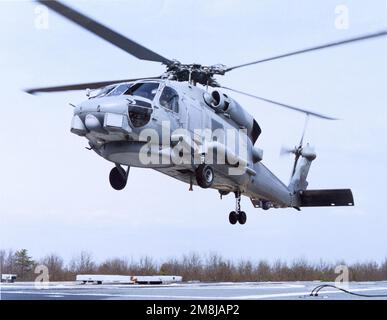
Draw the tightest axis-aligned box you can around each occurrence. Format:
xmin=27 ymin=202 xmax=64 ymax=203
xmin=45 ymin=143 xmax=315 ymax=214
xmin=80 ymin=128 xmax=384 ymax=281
xmin=71 ymin=79 xmax=295 ymax=208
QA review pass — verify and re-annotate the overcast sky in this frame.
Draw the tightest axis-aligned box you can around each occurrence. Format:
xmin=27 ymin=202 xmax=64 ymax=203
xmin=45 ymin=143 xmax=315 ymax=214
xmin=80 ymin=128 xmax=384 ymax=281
xmin=0 ymin=0 xmax=386 ymax=265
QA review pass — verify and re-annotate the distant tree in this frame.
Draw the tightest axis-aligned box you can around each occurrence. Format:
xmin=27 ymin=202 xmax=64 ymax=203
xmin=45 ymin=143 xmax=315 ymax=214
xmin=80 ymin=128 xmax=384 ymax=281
xmin=238 ymin=260 xmax=254 ymax=281
xmin=3 ymin=248 xmax=387 ymax=282
xmin=14 ymin=249 xmax=35 ymax=280
xmin=205 ymin=253 xmax=235 ymax=282
xmin=0 ymin=250 xmax=5 ymax=275
xmin=159 ymin=259 xmax=180 ymax=276
xmin=290 ymin=258 xmax=313 ymax=281
xmin=255 ymin=260 xmax=271 ymax=281
xmin=4 ymin=250 xmax=16 ymax=274
xmin=40 ymin=254 xmax=64 ymax=281
xmin=69 ymin=251 xmax=96 ymax=274
xmin=182 ymin=253 xmax=203 ymax=280
xmin=160 ymin=253 xmax=203 ymax=281
xmin=272 ymin=260 xmax=289 ymax=281
xmin=98 ymin=258 xmax=129 ymax=275
xmin=381 ymin=258 xmax=387 ymax=280
xmin=137 ymin=256 xmax=157 ymax=275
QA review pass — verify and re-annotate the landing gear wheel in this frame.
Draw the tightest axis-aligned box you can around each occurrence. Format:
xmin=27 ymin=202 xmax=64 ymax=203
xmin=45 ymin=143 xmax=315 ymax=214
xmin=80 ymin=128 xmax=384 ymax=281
xmin=229 ymin=211 xmax=238 ymax=225
xmin=238 ymin=211 xmax=247 ymax=225
xmin=262 ymin=201 xmax=271 ymax=211
xmin=195 ymin=164 xmax=214 ymax=189
xmin=109 ymin=167 xmax=127 ymax=190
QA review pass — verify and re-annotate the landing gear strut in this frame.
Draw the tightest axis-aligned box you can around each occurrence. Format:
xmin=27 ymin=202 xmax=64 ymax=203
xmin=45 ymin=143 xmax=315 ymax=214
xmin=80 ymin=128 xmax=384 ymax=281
xmin=109 ymin=164 xmax=130 ymax=190
xmin=229 ymin=191 xmax=247 ymax=225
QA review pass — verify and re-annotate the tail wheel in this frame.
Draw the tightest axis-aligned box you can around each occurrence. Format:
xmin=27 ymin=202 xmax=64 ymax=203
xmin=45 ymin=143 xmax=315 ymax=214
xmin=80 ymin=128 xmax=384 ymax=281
xmin=262 ymin=200 xmax=271 ymax=210
xmin=238 ymin=211 xmax=247 ymax=225
xmin=195 ymin=164 xmax=214 ymax=189
xmin=109 ymin=167 xmax=127 ymax=190
xmin=229 ymin=211 xmax=238 ymax=225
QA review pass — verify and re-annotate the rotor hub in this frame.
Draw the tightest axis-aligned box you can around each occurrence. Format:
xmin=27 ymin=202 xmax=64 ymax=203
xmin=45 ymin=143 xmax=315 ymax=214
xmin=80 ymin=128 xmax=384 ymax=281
xmin=163 ymin=60 xmax=226 ymax=86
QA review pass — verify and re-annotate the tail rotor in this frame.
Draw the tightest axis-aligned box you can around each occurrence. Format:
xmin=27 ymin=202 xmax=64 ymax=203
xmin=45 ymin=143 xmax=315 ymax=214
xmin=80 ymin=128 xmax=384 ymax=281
xmin=280 ymin=114 xmax=310 ymax=178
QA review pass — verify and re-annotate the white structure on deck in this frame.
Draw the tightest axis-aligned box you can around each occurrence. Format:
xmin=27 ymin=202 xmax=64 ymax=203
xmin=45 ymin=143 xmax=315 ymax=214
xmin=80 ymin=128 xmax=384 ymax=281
xmin=1 ymin=274 xmax=17 ymax=283
xmin=132 ymin=276 xmax=183 ymax=285
xmin=76 ymin=274 xmax=182 ymax=285
xmin=76 ymin=275 xmax=133 ymax=284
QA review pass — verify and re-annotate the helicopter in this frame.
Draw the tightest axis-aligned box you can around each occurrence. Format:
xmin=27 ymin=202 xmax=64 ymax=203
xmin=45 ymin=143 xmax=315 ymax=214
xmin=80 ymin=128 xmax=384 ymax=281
xmin=26 ymin=0 xmax=386 ymax=225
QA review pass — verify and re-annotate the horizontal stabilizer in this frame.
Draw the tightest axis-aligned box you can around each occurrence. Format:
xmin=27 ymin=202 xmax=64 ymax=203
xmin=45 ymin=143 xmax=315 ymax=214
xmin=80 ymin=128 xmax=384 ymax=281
xmin=299 ymin=189 xmax=354 ymax=207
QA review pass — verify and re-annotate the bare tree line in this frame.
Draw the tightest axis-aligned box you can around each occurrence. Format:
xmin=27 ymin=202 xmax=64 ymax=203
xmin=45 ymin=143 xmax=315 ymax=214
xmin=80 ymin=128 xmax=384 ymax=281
xmin=1 ymin=249 xmax=387 ymax=282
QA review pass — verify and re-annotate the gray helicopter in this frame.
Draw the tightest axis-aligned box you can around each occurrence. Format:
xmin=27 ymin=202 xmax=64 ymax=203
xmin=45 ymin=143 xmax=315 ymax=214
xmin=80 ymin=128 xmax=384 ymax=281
xmin=27 ymin=1 xmax=386 ymax=224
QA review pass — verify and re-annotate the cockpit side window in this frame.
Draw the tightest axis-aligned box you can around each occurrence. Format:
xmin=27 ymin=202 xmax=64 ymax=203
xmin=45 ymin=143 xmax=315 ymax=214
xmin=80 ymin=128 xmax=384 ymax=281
xmin=124 ymin=82 xmax=159 ymax=100
xmin=159 ymin=86 xmax=179 ymax=113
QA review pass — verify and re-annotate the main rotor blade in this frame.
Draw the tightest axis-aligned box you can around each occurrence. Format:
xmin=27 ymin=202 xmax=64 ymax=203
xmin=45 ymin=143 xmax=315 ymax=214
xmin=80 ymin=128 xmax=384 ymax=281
xmin=38 ymin=0 xmax=171 ymax=65
xmin=299 ymin=114 xmax=310 ymax=146
xmin=25 ymin=76 xmax=161 ymax=94
xmin=221 ymin=86 xmax=338 ymax=120
xmin=226 ymin=30 xmax=387 ymax=72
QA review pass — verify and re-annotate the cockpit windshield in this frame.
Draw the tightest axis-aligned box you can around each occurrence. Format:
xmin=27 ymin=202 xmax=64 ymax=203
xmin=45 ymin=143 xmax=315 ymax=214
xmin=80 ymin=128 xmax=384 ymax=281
xmin=89 ymin=85 xmax=116 ymax=98
xmin=91 ymin=82 xmax=160 ymax=100
xmin=106 ymin=83 xmax=132 ymax=97
xmin=124 ymin=82 xmax=159 ymax=100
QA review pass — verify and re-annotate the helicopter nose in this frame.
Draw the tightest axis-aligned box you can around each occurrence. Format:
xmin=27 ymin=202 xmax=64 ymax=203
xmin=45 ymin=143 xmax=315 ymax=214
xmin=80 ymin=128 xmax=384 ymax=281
xmin=71 ymin=98 xmax=133 ymax=137
xmin=75 ymin=97 xmax=129 ymax=114
xmin=84 ymin=114 xmax=103 ymax=132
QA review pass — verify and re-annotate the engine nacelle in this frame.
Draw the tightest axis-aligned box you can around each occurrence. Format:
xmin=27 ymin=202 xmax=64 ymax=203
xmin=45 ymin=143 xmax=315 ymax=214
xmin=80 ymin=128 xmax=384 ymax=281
xmin=203 ymin=90 xmax=230 ymax=111
xmin=204 ymin=90 xmax=260 ymax=143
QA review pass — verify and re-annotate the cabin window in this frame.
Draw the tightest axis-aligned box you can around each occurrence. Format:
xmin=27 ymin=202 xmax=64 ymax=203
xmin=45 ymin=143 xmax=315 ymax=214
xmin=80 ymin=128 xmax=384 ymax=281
xmin=159 ymin=86 xmax=179 ymax=113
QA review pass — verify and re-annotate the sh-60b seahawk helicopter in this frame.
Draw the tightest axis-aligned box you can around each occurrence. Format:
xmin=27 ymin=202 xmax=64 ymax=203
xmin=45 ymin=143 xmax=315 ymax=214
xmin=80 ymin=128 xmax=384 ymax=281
xmin=27 ymin=1 xmax=386 ymax=224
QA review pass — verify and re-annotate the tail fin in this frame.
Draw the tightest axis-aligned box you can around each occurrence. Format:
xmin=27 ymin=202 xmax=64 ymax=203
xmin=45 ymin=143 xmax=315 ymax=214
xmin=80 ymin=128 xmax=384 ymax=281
xmin=288 ymin=144 xmax=316 ymax=193
xmin=288 ymin=146 xmax=355 ymax=208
